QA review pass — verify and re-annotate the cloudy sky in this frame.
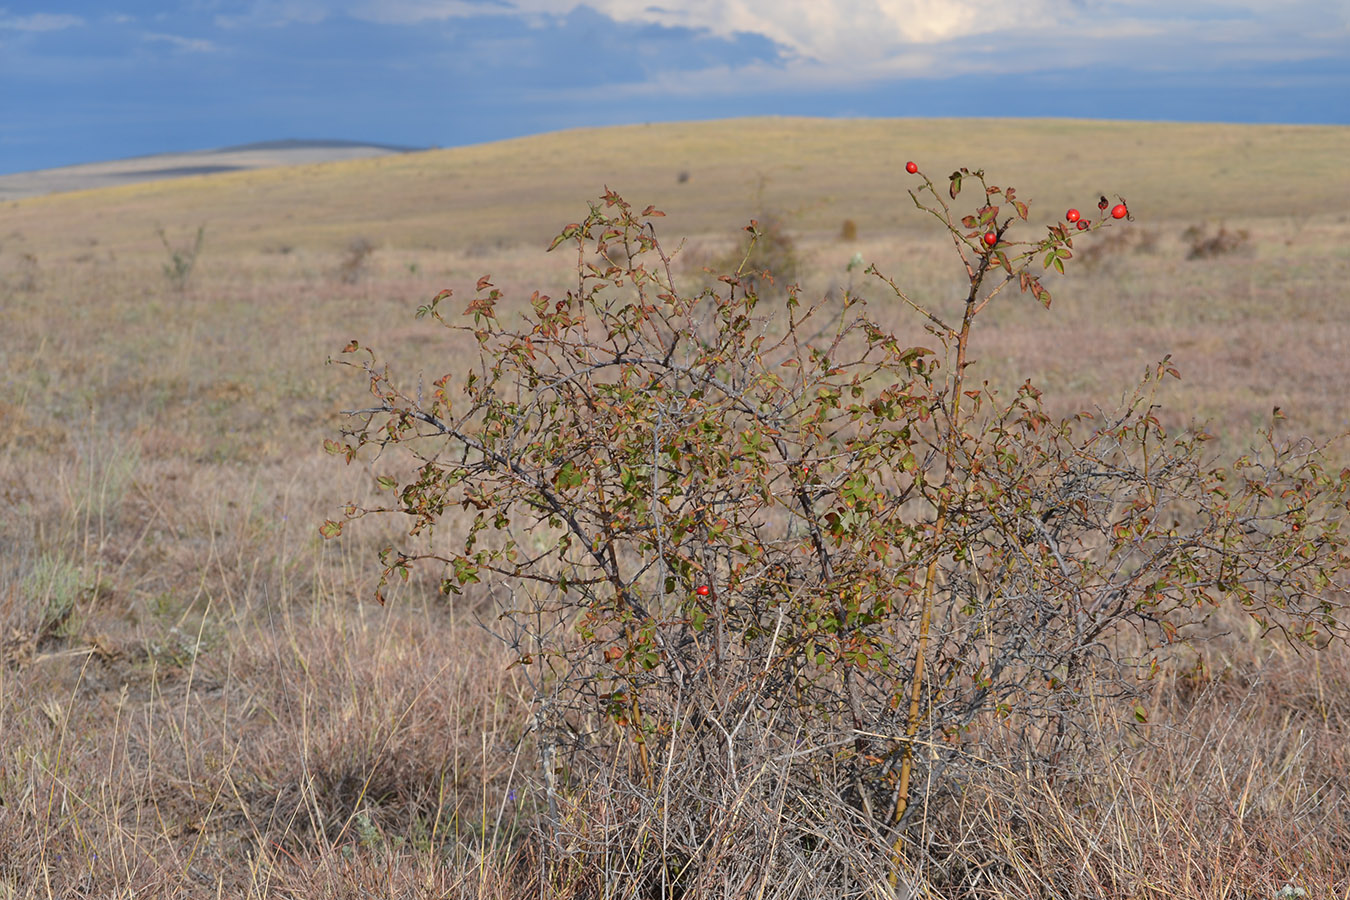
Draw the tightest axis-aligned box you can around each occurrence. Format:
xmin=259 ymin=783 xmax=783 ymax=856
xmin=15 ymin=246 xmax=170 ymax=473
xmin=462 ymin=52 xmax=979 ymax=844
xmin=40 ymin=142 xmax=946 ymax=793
xmin=2 ymin=0 xmax=1347 ymax=174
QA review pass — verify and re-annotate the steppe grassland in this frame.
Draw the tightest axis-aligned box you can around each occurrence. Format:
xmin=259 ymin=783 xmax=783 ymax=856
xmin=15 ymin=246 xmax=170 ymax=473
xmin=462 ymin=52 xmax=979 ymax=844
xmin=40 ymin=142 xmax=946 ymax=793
xmin=0 ymin=117 xmax=1348 ymax=897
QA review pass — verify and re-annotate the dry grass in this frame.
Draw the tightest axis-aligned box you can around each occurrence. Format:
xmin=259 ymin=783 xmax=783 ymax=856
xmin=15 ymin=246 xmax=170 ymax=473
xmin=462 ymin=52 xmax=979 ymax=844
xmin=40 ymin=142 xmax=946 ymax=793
xmin=0 ymin=117 xmax=1347 ymax=898
xmin=5 ymin=117 xmax=1349 ymax=258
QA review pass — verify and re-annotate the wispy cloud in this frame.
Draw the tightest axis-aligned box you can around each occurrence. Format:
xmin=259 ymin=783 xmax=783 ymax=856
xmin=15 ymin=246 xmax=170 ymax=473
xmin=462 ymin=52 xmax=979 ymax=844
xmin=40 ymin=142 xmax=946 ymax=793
xmin=295 ymin=0 xmax=1048 ymax=48
xmin=348 ymin=0 xmax=515 ymax=24
xmin=144 ymin=32 xmax=217 ymax=53
xmin=0 ymin=12 xmax=85 ymax=32
xmin=229 ymin=0 xmax=1349 ymax=85
xmin=213 ymin=0 xmax=331 ymax=28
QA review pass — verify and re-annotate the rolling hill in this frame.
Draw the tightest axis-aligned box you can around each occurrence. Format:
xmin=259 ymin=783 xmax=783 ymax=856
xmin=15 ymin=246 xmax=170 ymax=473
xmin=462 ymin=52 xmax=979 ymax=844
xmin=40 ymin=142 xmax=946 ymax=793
xmin=4 ymin=118 xmax=1348 ymax=261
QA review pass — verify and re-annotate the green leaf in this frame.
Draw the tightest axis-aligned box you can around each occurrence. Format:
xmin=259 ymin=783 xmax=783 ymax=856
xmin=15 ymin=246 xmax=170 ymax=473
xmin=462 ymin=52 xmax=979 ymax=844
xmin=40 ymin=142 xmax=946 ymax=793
xmin=554 ymin=461 xmax=585 ymax=491
xmin=418 ymin=288 xmax=454 ymax=319
xmin=319 ymin=520 xmax=343 ymax=539
xmin=948 ymin=172 xmax=963 ymax=200
xmin=690 ymin=606 xmax=707 ymax=632
xmin=376 ymin=475 xmax=398 ymax=491
xmin=453 ymin=557 xmax=481 ymax=585
xmin=898 ymin=346 xmax=934 ymax=365
xmin=547 ymin=225 xmax=580 ymax=253
xmin=842 ymin=472 xmax=871 ymax=505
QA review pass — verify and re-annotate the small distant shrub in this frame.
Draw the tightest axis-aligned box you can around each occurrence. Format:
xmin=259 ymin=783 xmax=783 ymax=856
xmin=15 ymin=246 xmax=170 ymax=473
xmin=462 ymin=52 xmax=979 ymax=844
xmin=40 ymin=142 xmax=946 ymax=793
xmin=719 ymin=210 xmax=797 ymax=293
xmin=1077 ymin=225 xmax=1158 ymax=269
xmin=464 ymin=237 xmax=513 ymax=258
xmin=21 ymin=553 xmax=82 ymax=642
xmin=157 ymin=224 xmax=205 ymax=291
xmin=1184 ymin=222 xmax=1250 ymax=259
xmin=338 ymin=237 xmax=376 ymax=284
xmin=14 ymin=252 xmax=40 ymax=292
xmin=676 ymin=170 xmax=690 ymax=184
xmin=840 ymin=218 xmax=858 ymax=241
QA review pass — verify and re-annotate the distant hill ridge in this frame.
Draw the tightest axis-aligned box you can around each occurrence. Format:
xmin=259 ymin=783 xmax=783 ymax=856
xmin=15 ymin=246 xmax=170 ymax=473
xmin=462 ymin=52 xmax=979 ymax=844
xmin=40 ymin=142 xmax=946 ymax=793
xmin=215 ymin=138 xmax=424 ymax=153
xmin=0 ymin=138 xmax=425 ymax=201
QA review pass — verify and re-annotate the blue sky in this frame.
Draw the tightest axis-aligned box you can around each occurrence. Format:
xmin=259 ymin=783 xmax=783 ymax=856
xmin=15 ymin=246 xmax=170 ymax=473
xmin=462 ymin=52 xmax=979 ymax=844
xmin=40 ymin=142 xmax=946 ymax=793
xmin=1 ymin=1 xmax=1347 ymax=175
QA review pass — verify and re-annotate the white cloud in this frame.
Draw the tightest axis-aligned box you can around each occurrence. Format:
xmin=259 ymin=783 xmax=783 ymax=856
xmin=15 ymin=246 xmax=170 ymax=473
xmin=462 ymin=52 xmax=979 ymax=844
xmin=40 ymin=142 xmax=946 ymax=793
xmin=217 ymin=0 xmax=1350 ymax=81
xmin=346 ymin=0 xmax=1055 ymax=52
xmin=397 ymin=1 xmax=1343 ymax=67
xmin=0 ymin=12 xmax=84 ymax=31
xmin=144 ymin=32 xmax=218 ymax=52
xmin=588 ymin=0 xmax=1049 ymax=55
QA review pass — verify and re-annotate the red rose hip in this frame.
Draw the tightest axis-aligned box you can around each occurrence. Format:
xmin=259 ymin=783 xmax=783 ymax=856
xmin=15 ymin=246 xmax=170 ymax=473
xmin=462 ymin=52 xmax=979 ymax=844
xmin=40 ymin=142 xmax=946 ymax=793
xmin=1111 ymin=204 xmax=1128 ymax=219
xmin=1076 ymin=220 xmax=1089 ymax=231
xmin=905 ymin=161 xmax=918 ymax=174
xmin=1066 ymin=209 xmax=1081 ymax=223
xmin=983 ymin=231 xmax=997 ymax=247
xmin=695 ymin=585 xmax=710 ymax=596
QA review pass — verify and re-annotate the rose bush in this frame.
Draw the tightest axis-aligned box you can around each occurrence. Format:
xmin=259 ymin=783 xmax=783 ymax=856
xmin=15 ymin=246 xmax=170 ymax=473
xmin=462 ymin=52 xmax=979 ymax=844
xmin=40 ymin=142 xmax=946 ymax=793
xmin=328 ymin=167 xmax=1349 ymax=892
